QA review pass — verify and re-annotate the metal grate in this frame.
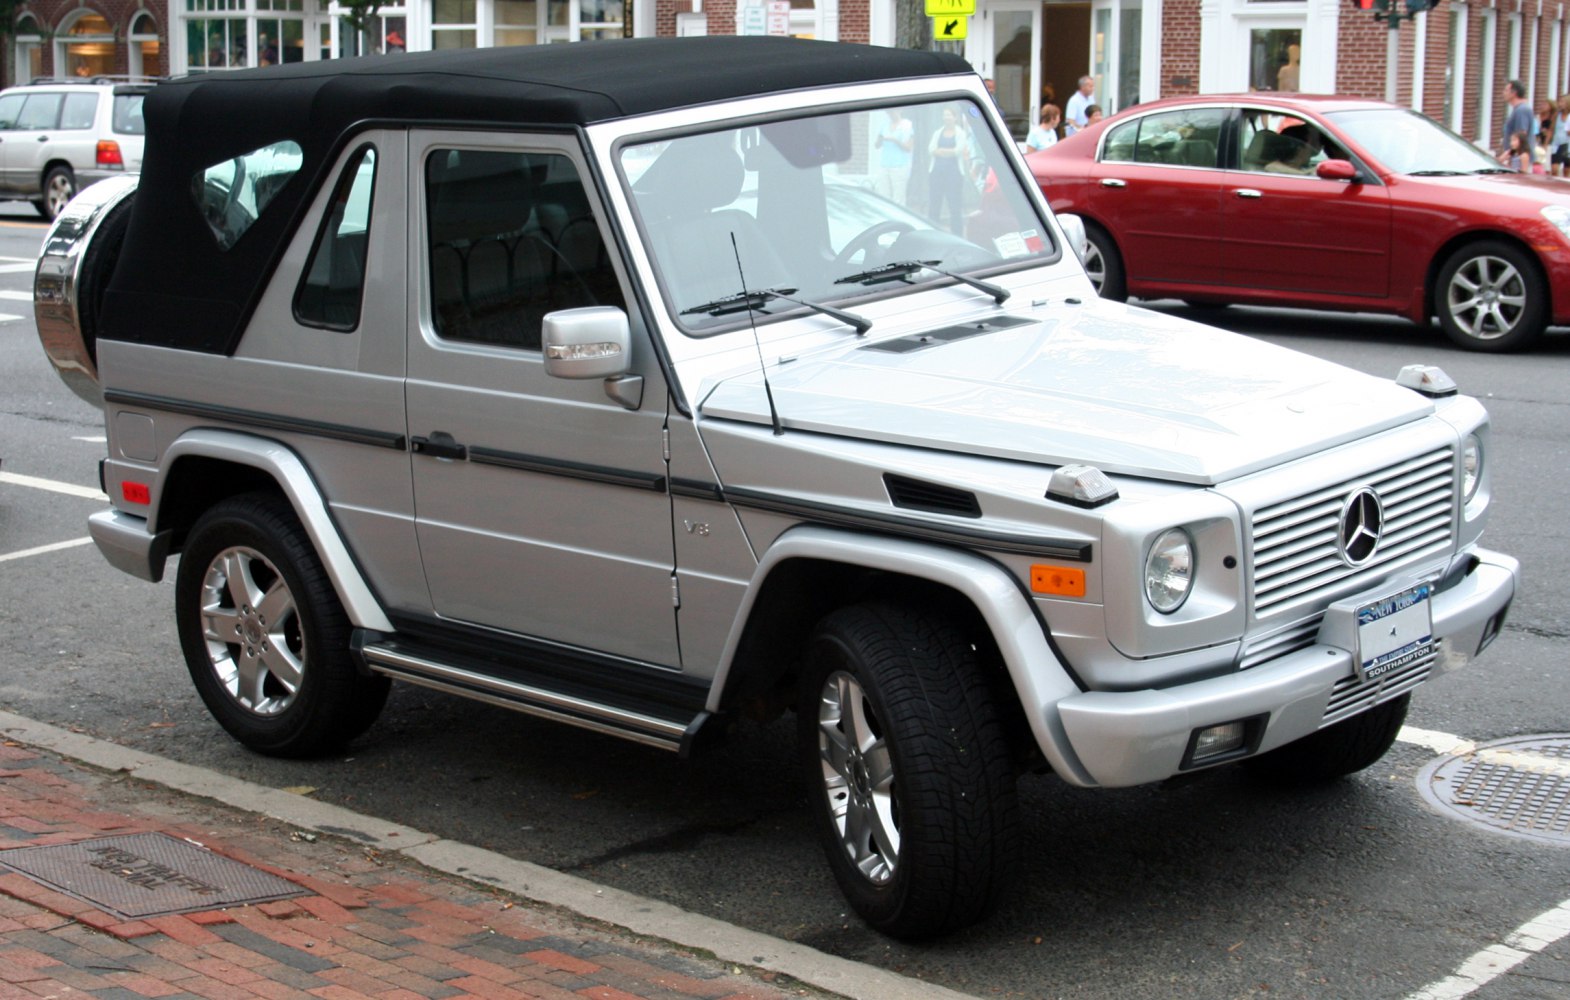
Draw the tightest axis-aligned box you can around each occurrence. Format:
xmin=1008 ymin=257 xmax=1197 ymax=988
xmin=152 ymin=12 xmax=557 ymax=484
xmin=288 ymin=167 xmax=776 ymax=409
xmin=1251 ymin=447 xmax=1455 ymax=618
xmin=0 ymin=832 xmax=306 ymax=919
xmin=1418 ymin=735 xmax=1570 ymax=845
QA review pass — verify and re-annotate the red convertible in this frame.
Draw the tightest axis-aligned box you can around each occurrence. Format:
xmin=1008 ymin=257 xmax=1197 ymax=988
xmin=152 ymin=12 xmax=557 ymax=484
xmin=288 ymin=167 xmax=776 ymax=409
xmin=1027 ymin=93 xmax=1570 ymax=351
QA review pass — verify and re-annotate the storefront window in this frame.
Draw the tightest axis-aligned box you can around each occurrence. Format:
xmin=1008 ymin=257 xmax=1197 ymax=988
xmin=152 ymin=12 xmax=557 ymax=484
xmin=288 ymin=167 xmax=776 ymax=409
xmin=62 ymin=13 xmax=116 ymax=79
xmin=1249 ymin=27 xmax=1300 ymax=92
xmin=129 ymin=13 xmax=164 ymax=78
xmin=433 ymin=0 xmax=479 ymax=48
xmin=14 ymin=15 xmax=43 ymax=84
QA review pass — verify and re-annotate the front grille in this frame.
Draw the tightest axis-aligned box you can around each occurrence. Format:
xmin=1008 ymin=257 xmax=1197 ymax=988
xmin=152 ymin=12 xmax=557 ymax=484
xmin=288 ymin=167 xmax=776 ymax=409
xmin=1322 ymin=647 xmax=1435 ymax=726
xmin=1251 ymin=447 xmax=1455 ymax=619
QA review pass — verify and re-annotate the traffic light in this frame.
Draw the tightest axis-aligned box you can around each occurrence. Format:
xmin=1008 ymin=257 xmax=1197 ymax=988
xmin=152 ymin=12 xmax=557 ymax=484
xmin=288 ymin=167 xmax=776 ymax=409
xmin=1353 ymin=0 xmax=1388 ymax=9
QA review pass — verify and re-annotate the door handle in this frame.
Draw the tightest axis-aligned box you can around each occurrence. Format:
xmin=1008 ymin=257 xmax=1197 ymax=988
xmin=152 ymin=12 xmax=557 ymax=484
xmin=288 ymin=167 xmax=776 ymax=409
xmin=1100 ymin=178 xmax=1127 ymax=188
xmin=36 ymin=136 xmax=49 ymax=143
xmin=411 ymin=431 xmax=467 ymax=460
xmin=1234 ymin=188 xmax=1263 ymax=199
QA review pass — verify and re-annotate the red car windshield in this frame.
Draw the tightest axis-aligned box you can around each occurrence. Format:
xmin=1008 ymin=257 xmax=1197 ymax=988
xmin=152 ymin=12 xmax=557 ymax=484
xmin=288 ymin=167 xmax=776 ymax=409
xmin=1325 ymin=108 xmax=1505 ymax=176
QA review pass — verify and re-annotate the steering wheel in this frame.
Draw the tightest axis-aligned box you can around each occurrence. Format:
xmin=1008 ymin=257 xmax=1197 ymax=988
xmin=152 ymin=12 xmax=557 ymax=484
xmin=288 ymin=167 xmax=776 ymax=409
xmin=834 ymin=220 xmax=914 ymax=266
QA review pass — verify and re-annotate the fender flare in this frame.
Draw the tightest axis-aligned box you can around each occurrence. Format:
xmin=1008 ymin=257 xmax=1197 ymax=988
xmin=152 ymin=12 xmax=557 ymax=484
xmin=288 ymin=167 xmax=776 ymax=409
xmin=157 ymin=429 xmax=393 ymax=632
xmin=708 ymin=524 xmax=1096 ymax=786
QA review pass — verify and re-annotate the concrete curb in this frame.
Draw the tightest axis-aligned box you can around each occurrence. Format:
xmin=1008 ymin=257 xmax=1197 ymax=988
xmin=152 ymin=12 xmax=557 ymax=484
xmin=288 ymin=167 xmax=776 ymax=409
xmin=0 ymin=709 xmax=979 ymax=1000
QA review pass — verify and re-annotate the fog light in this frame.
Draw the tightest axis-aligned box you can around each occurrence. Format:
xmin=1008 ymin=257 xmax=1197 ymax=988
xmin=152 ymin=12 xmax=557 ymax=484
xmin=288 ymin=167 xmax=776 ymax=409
xmin=1184 ymin=718 xmax=1261 ymax=769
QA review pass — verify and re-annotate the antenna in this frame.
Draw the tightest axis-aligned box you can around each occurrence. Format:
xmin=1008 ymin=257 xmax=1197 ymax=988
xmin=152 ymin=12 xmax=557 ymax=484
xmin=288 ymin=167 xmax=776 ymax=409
xmin=731 ymin=232 xmax=784 ymax=436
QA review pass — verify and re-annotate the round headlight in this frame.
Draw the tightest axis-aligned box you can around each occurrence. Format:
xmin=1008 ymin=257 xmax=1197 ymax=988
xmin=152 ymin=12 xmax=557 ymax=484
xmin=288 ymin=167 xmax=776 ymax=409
xmin=1462 ymin=433 xmax=1483 ymax=501
xmin=1144 ymin=528 xmax=1194 ymax=614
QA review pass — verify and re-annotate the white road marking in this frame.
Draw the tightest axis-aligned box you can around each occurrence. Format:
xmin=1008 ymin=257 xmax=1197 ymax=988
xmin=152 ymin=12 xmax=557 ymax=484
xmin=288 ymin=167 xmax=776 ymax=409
xmin=71 ymin=435 xmax=106 ymax=443
xmin=0 ymin=471 xmax=106 ymax=500
xmin=0 ymin=289 xmax=32 ymax=300
xmin=0 ymin=262 xmax=36 ymax=274
xmin=1398 ymin=726 xmax=1570 ymax=998
xmin=0 ymin=312 xmax=23 ymax=323
xmin=0 ymin=537 xmax=94 ymax=563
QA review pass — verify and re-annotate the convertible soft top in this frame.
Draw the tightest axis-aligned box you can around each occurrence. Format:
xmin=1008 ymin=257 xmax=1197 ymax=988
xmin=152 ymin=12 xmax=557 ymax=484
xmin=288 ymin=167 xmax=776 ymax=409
xmin=102 ymin=37 xmax=973 ymax=354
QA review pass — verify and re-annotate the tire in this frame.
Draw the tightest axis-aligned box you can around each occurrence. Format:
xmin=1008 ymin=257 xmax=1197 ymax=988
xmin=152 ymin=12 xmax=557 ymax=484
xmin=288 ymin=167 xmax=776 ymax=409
xmin=1435 ymin=240 xmax=1547 ymax=352
xmin=1082 ymin=223 xmax=1126 ymax=301
xmin=175 ymin=493 xmax=389 ymax=758
xmin=798 ymin=602 xmax=1020 ymax=939
xmin=1246 ymin=694 xmax=1409 ymax=786
xmin=35 ymin=166 xmax=76 ymax=222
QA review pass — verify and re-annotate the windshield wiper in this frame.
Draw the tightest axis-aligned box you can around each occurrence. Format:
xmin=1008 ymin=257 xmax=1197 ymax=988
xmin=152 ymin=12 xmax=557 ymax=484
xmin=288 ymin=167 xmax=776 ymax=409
xmin=1406 ymin=169 xmax=1467 ymax=176
xmin=834 ymin=259 xmax=1009 ymax=305
xmin=680 ymin=286 xmax=871 ymax=335
xmin=1468 ymin=167 xmax=1517 ymax=174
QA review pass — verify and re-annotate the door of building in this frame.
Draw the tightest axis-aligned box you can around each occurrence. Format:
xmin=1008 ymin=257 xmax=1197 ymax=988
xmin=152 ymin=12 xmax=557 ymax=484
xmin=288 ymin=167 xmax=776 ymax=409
xmin=982 ymin=2 xmax=1042 ymax=141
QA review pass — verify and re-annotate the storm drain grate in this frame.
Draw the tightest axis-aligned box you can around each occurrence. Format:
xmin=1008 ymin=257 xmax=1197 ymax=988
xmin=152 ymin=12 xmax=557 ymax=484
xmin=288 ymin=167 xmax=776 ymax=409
xmin=1417 ymin=734 xmax=1570 ymax=846
xmin=0 ymin=831 xmax=306 ymax=919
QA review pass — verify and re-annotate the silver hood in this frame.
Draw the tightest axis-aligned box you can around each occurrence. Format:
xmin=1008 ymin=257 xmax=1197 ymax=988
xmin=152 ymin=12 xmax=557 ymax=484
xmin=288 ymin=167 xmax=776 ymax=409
xmin=697 ymin=302 xmax=1435 ymax=485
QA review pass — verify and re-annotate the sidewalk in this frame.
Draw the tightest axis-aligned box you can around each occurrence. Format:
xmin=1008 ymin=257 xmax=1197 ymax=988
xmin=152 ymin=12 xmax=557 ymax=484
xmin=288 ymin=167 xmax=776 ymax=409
xmin=0 ymin=713 xmax=974 ymax=1000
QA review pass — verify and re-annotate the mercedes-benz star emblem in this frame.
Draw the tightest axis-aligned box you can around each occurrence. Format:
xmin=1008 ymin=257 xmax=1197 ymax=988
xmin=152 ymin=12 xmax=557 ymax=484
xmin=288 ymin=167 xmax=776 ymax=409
xmin=1337 ymin=487 xmax=1383 ymax=566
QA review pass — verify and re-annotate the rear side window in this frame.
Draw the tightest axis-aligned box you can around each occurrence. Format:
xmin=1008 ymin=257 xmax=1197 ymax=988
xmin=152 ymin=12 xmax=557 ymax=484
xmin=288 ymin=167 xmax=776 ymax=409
xmin=295 ymin=145 xmax=377 ymax=330
xmin=17 ymin=94 xmax=62 ymax=130
xmin=0 ymin=93 xmax=22 ymax=129
xmin=112 ymin=94 xmax=146 ymax=135
xmin=192 ymin=139 xmax=303 ymax=250
xmin=59 ymin=93 xmax=98 ymax=130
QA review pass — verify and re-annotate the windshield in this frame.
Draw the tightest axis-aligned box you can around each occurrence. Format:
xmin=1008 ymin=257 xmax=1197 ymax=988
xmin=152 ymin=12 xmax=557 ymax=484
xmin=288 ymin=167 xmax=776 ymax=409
xmin=1326 ymin=107 xmax=1503 ymax=175
xmin=619 ymin=98 xmax=1055 ymax=334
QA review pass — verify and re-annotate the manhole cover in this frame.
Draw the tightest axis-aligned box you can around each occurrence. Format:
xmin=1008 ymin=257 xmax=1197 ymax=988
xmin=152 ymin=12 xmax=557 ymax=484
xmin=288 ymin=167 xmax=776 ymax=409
xmin=1417 ymin=734 xmax=1570 ymax=846
xmin=0 ymin=832 xmax=306 ymax=919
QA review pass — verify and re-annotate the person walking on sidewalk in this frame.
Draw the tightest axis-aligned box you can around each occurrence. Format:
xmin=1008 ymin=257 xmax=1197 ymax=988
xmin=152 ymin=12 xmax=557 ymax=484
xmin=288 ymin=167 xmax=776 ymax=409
xmin=1501 ymin=80 xmax=1534 ymax=160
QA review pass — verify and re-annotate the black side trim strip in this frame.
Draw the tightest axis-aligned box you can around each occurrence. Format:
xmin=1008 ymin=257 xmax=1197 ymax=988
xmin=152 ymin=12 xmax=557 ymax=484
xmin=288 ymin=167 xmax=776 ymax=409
xmin=670 ymin=478 xmax=725 ymax=502
xmin=102 ymin=389 xmax=406 ymax=451
xmin=466 ymin=445 xmax=667 ymax=492
xmin=724 ymin=485 xmax=1092 ymax=562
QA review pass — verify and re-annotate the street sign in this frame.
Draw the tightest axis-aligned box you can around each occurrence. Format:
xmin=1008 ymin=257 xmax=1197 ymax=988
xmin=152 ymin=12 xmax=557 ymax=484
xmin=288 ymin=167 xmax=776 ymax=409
xmin=925 ymin=0 xmax=976 ymax=16
xmin=932 ymin=15 xmax=968 ymax=40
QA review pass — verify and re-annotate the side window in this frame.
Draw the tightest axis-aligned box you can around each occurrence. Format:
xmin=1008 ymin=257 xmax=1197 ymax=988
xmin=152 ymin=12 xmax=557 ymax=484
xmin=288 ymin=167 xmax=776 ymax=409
xmin=192 ymin=139 xmax=303 ymax=250
xmin=294 ymin=145 xmax=377 ymax=330
xmin=1239 ymin=111 xmax=1347 ymax=176
xmin=0 ymin=94 xmax=23 ymax=129
xmin=1132 ymin=109 xmax=1224 ymax=167
xmin=112 ymin=94 xmax=147 ymax=135
xmin=17 ymin=94 xmax=62 ymax=130
xmin=59 ymin=93 xmax=98 ymax=130
xmin=426 ymin=148 xmax=624 ymax=350
xmin=1102 ymin=119 xmax=1138 ymax=163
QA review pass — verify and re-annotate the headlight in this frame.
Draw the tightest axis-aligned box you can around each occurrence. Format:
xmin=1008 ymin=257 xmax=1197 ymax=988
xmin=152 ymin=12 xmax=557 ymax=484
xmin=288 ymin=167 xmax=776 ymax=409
xmin=1144 ymin=528 xmax=1194 ymax=614
xmin=1541 ymin=205 xmax=1570 ymax=241
xmin=1462 ymin=433 xmax=1483 ymax=501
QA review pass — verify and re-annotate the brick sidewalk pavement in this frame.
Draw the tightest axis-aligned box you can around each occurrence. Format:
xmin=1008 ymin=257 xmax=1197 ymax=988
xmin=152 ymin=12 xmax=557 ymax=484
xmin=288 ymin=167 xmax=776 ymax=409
xmin=0 ymin=739 xmax=819 ymax=1000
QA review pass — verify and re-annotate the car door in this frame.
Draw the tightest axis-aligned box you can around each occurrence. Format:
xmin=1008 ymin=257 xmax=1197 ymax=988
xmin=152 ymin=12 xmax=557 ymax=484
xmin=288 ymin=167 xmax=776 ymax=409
xmin=1220 ymin=108 xmax=1392 ymax=299
xmin=1080 ymin=107 xmax=1227 ymax=288
xmin=405 ymin=130 xmax=680 ymax=667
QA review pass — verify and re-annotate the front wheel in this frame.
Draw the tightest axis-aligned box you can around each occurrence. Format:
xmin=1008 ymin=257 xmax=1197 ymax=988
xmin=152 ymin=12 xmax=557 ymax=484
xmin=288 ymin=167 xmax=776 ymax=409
xmin=798 ymin=603 xmax=1019 ymax=939
xmin=1435 ymin=241 xmax=1547 ymax=352
xmin=1082 ymin=223 xmax=1126 ymax=301
xmin=35 ymin=166 xmax=76 ymax=221
xmin=1246 ymin=694 xmax=1409 ymax=786
xmin=175 ymin=493 xmax=389 ymax=757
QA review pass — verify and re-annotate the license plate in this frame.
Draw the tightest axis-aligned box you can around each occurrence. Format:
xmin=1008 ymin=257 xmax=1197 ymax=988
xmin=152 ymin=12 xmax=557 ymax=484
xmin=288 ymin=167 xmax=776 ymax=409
xmin=1356 ymin=583 xmax=1433 ymax=681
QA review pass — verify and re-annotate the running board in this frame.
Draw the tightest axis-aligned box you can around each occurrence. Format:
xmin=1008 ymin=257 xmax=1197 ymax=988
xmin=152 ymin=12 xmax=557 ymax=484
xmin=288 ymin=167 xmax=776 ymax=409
xmin=354 ymin=634 xmax=710 ymax=755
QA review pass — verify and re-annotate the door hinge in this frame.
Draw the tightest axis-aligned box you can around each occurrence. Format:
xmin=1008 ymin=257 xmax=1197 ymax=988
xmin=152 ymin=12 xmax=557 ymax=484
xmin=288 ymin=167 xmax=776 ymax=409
xmin=670 ymin=576 xmax=681 ymax=608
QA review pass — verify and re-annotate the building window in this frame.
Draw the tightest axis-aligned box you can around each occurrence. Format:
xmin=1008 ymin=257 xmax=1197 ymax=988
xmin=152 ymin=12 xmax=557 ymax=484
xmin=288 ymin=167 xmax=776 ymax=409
xmin=1248 ymin=27 xmax=1300 ymax=92
xmin=13 ymin=15 xmax=43 ymax=84
xmin=129 ymin=13 xmax=164 ymax=78
xmin=60 ymin=12 xmax=117 ymax=79
xmin=432 ymin=0 xmax=478 ymax=48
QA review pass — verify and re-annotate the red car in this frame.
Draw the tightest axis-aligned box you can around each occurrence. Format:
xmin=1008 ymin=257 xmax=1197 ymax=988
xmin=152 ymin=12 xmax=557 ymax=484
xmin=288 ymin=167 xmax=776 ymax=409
xmin=1027 ymin=94 xmax=1570 ymax=351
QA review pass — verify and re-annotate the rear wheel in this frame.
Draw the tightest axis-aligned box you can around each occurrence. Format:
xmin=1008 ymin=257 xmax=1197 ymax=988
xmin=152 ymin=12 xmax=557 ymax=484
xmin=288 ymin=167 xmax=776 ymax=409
xmin=1246 ymin=694 xmax=1409 ymax=785
xmin=798 ymin=602 xmax=1019 ymax=938
xmin=1082 ymin=223 xmax=1126 ymax=301
xmin=1435 ymin=240 xmax=1547 ymax=352
xmin=176 ymin=493 xmax=389 ymax=757
xmin=35 ymin=166 xmax=76 ymax=221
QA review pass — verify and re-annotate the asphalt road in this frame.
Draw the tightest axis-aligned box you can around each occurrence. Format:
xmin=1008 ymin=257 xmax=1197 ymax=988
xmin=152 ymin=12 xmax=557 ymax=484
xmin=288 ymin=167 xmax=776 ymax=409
xmin=2 ymin=202 xmax=1567 ymax=999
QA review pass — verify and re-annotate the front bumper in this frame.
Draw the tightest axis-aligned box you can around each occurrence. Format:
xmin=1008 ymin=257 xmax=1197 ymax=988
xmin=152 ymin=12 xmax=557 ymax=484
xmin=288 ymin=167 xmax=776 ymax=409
xmin=1055 ymin=547 xmax=1518 ymax=788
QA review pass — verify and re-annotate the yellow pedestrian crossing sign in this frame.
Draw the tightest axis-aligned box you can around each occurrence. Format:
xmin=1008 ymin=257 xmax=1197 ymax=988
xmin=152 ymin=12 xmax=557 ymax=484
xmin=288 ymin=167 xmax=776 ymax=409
xmin=925 ymin=0 xmax=975 ymax=15
xmin=932 ymin=14 xmax=969 ymax=39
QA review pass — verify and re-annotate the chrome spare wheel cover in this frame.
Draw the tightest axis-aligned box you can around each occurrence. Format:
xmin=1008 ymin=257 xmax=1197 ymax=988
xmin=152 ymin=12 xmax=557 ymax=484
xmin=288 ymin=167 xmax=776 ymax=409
xmin=199 ymin=545 xmax=305 ymax=716
xmin=816 ymin=670 xmax=900 ymax=884
xmin=1447 ymin=254 xmax=1526 ymax=340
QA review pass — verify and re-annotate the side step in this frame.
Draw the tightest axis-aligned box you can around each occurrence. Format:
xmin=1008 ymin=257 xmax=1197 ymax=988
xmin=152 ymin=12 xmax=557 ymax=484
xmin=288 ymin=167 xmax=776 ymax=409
xmin=352 ymin=630 xmax=713 ymax=756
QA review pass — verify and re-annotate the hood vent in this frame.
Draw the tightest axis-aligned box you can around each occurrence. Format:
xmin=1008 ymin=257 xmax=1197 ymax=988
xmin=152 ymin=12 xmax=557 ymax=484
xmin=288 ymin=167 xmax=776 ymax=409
xmin=863 ymin=315 xmax=1033 ymax=354
xmin=884 ymin=474 xmax=982 ymax=518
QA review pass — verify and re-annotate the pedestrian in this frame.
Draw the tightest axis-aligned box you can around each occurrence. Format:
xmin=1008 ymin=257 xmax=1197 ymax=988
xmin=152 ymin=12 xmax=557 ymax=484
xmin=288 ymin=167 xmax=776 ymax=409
xmin=1025 ymin=104 xmax=1061 ymax=152
xmin=1064 ymin=75 xmax=1095 ymax=135
xmin=927 ymin=107 xmax=971 ymax=235
xmin=872 ymin=107 xmax=914 ymax=205
xmin=1501 ymin=80 xmax=1533 ymax=159
xmin=1498 ymin=130 xmax=1531 ymax=172
xmin=1552 ymin=94 xmax=1570 ymax=177
xmin=1084 ymin=104 xmax=1104 ymax=127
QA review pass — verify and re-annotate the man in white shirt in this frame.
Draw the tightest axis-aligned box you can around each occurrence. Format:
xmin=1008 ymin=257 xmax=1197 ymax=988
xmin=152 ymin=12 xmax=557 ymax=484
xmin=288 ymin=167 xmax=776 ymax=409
xmin=1064 ymin=76 xmax=1096 ymax=135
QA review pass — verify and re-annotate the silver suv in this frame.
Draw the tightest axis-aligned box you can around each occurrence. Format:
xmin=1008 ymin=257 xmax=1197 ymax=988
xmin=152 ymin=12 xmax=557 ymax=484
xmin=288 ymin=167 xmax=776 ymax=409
xmin=0 ymin=79 xmax=149 ymax=220
xmin=35 ymin=39 xmax=1518 ymax=939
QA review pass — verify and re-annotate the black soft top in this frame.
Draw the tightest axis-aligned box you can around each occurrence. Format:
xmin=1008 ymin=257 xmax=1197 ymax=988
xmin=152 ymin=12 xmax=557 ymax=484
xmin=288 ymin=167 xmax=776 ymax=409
xmin=102 ymin=37 xmax=972 ymax=354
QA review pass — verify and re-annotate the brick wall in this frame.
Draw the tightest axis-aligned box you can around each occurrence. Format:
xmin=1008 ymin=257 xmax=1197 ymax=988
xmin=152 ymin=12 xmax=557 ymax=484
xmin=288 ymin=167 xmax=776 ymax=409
xmin=1159 ymin=0 xmax=1201 ymax=96
xmin=13 ymin=2 xmax=164 ymax=81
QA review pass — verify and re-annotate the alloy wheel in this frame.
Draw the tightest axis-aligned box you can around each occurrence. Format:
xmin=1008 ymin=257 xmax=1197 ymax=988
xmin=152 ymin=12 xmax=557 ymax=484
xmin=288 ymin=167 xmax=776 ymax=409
xmin=198 ymin=545 xmax=306 ymax=716
xmin=815 ymin=669 xmax=900 ymax=884
xmin=1446 ymin=253 xmax=1527 ymax=341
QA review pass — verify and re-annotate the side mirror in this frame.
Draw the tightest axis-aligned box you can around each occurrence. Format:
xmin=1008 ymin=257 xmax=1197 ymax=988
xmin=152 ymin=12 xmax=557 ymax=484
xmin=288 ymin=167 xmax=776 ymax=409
xmin=1316 ymin=159 xmax=1359 ymax=182
xmin=1056 ymin=213 xmax=1089 ymax=265
xmin=542 ymin=306 xmax=631 ymax=380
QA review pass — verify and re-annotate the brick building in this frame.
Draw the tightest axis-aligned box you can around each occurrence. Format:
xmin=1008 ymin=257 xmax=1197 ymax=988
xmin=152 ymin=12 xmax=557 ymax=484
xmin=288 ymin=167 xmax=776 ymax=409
xmin=7 ymin=0 xmax=1566 ymax=156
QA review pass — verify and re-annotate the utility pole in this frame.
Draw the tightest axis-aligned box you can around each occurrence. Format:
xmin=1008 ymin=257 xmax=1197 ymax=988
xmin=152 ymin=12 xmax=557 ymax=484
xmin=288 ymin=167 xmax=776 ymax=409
xmin=1353 ymin=0 xmax=1435 ymax=104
